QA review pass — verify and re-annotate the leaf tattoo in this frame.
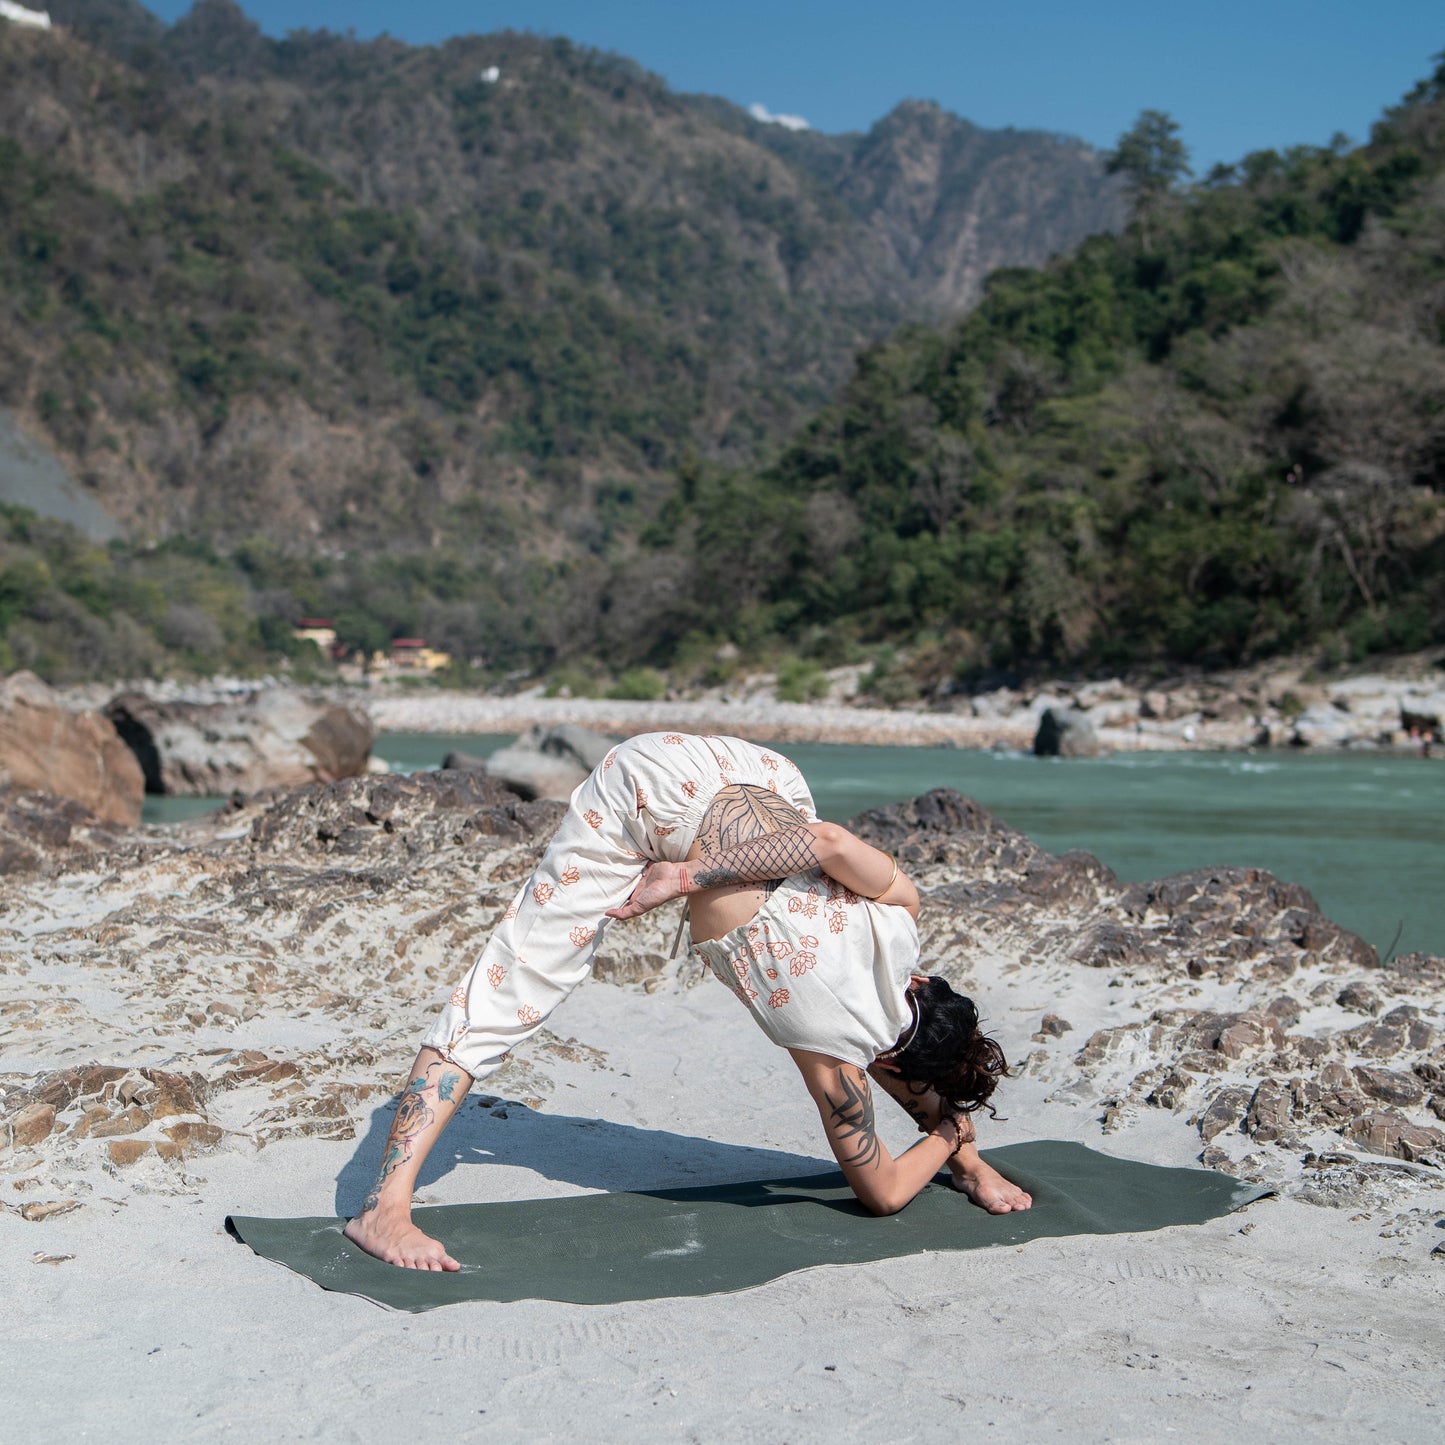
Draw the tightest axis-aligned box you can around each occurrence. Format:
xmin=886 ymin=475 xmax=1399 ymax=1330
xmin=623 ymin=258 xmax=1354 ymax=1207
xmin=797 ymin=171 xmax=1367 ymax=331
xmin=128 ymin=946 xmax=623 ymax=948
xmin=688 ymin=784 xmax=817 ymax=893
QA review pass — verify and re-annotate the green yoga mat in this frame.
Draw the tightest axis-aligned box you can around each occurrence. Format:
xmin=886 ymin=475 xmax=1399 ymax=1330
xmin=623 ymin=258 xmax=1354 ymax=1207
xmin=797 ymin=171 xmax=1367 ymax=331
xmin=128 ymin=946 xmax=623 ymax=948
xmin=227 ymin=1141 xmax=1267 ymax=1310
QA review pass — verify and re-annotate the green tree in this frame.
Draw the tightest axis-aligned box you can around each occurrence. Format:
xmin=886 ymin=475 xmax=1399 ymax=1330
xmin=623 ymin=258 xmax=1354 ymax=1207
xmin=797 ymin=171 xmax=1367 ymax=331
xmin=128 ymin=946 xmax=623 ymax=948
xmin=1104 ymin=110 xmax=1192 ymax=247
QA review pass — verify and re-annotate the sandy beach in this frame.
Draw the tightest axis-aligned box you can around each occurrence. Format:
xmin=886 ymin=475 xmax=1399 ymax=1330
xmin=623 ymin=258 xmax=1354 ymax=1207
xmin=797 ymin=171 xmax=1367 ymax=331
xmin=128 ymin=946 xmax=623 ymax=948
xmin=2 ymin=763 xmax=1441 ymax=1441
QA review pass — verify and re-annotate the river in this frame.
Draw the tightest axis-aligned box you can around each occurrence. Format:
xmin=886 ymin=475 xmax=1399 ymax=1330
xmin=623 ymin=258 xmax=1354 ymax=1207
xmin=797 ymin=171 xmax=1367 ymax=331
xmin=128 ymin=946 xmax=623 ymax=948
xmin=144 ymin=733 xmax=1443 ymax=959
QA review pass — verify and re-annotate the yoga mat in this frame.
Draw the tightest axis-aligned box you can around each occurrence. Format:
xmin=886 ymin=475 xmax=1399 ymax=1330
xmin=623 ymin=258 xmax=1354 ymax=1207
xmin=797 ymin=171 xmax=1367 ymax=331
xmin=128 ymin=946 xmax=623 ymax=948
xmin=227 ymin=1140 xmax=1268 ymax=1310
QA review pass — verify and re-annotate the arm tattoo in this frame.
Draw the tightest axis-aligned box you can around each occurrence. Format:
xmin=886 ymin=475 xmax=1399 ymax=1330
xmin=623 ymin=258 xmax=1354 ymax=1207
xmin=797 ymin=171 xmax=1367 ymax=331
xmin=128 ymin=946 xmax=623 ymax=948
xmin=825 ymin=1069 xmax=882 ymax=1171
xmin=899 ymin=1094 xmax=932 ymax=1133
xmin=689 ymin=825 xmax=821 ymax=890
xmin=358 ymin=1063 xmax=465 ymax=1214
xmin=689 ymin=784 xmax=820 ymax=891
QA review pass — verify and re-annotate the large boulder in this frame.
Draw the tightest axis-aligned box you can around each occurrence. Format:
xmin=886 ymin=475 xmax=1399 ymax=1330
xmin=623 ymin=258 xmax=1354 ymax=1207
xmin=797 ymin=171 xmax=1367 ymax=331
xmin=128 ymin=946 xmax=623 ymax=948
xmin=104 ymin=689 xmax=374 ymax=796
xmin=477 ymin=723 xmax=619 ymax=801
xmin=0 ymin=789 xmax=130 ymax=875
xmin=0 ymin=672 xmax=143 ymax=825
xmin=1033 ymin=706 xmax=1101 ymax=758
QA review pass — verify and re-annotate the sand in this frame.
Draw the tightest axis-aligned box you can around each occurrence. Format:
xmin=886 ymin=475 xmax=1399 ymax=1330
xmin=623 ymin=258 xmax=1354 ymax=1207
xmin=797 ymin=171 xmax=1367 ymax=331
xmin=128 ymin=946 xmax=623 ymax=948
xmin=2 ymin=776 xmax=1440 ymax=1442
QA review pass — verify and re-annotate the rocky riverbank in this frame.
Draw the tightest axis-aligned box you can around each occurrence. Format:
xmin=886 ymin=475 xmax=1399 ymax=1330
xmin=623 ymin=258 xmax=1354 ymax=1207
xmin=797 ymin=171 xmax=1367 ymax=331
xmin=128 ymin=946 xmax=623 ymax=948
xmin=3 ymin=770 xmax=1441 ymax=1214
xmin=369 ymin=652 xmax=1445 ymax=755
xmin=3 ymin=764 xmax=1441 ymax=1438
xmin=45 ymin=649 xmax=1445 ymax=757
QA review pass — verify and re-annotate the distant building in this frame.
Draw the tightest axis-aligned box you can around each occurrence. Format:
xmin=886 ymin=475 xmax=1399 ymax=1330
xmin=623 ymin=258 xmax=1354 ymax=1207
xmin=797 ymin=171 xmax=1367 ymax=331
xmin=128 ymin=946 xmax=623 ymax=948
xmin=0 ymin=2 xmax=52 ymax=29
xmin=388 ymin=638 xmax=452 ymax=672
xmin=291 ymin=618 xmax=340 ymax=657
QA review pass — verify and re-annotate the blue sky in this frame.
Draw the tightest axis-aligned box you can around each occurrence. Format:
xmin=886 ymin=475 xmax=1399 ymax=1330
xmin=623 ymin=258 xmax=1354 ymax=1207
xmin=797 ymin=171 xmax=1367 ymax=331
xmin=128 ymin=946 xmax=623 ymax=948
xmin=144 ymin=1 xmax=1442 ymax=174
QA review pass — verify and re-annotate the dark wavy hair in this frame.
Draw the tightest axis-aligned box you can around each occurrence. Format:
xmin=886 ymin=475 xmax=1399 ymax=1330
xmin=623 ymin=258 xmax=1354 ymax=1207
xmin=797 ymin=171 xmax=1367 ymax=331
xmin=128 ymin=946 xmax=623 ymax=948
xmin=893 ymin=975 xmax=1011 ymax=1117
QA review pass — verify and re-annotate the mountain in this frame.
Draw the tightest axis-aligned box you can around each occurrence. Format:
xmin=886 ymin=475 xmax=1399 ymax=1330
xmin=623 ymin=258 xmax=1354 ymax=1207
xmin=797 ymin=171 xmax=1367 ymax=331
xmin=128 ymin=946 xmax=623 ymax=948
xmin=633 ymin=54 xmax=1445 ymax=683
xmin=1 ymin=0 xmax=1122 ymax=556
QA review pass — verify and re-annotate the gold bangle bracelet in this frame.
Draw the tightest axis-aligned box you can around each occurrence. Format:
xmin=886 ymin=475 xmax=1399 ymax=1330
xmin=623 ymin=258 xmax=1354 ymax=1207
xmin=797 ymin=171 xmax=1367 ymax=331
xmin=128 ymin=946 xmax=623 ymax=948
xmin=866 ymin=856 xmax=899 ymax=902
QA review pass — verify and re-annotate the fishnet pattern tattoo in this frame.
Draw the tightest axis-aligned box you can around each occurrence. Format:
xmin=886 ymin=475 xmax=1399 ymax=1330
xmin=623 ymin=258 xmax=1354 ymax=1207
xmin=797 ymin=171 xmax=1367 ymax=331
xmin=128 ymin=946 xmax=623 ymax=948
xmin=694 ymin=785 xmax=809 ymax=854
xmin=689 ymin=831 xmax=821 ymax=892
xmin=687 ymin=785 xmax=818 ymax=894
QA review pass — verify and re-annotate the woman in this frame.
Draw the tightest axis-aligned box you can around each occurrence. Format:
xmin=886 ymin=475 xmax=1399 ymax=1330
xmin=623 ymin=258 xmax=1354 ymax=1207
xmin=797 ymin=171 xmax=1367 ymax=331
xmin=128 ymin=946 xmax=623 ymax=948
xmin=344 ymin=732 xmax=1031 ymax=1271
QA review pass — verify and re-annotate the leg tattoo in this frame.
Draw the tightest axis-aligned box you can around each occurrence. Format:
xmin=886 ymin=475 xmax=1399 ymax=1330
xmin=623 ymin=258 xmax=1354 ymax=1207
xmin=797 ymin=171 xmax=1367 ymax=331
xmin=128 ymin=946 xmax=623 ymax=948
xmin=359 ymin=1062 xmax=464 ymax=1214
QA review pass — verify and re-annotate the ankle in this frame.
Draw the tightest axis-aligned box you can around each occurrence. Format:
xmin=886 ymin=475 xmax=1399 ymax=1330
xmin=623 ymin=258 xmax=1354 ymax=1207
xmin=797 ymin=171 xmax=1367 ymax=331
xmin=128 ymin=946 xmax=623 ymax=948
xmin=361 ymin=1191 xmax=414 ymax=1220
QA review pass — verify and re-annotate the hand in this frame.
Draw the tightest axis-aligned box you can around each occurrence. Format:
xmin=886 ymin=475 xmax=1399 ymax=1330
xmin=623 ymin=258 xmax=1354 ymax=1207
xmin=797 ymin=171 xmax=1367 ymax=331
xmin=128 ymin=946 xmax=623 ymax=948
xmin=605 ymin=861 xmax=685 ymax=921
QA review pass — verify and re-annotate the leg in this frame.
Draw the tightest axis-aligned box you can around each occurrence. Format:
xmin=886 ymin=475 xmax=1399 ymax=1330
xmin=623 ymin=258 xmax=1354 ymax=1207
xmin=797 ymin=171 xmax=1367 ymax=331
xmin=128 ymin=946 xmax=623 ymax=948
xmin=343 ymin=1048 xmax=472 ymax=1270
xmin=350 ymin=737 xmax=689 ymax=1270
xmin=867 ymin=1065 xmax=1032 ymax=1213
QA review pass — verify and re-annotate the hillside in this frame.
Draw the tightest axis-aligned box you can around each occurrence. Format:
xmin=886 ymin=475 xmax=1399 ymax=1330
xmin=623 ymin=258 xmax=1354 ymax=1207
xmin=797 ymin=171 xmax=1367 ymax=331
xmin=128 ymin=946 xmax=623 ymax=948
xmin=0 ymin=0 xmax=1121 ymax=557
xmin=5 ymin=9 xmax=1439 ymax=689
xmin=631 ymin=54 xmax=1445 ymax=687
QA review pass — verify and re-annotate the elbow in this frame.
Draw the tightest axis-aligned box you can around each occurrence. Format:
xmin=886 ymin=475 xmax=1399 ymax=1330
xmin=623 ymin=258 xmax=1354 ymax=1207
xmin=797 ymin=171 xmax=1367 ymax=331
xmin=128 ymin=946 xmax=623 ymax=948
xmin=857 ymin=1186 xmax=907 ymax=1218
xmin=811 ymin=820 xmax=847 ymax=865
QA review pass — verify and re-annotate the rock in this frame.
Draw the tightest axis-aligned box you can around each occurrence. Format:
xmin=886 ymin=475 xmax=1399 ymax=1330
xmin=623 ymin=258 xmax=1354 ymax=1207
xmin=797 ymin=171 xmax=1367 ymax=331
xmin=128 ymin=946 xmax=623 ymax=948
xmin=1033 ymin=707 xmax=1101 ymax=758
xmin=1351 ymin=1066 xmax=1427 ymax=1108
xmin=215 ymin=1058 xmax=300 ymax=1090
xmin=135 ymin=1068 xmax=208 ymax=1119
xmin=244 ymin=769 xmax=554 ymax=856
xmin=592 ymin=950 xmax=668 ymax=986
xmin=18 ymin=1200 xmax=82 ymax=1222
xmin=106 ymin=1140 xmax=151 ymax=1166
xmin=104 ymin=689 xmax=374 ymax=796
xmin=848 ymin=787 xmax=1023 ymax=856
xmin=1217 ymin=1013 xmax=1287 ymax=1060
xmin=1245 ymin=1078 xmax=1297 ymax=1143
xmin=1039 ymin=1013 xmax=1072 ymax=1037
xmin=479 ymin=745 xmax=588 ymax=802
xmin=1336 ymin=982 xmax=1382 ymax=1015
xmin=1289 ymin=703 xmax=1358 ymax=749
xmin=1341 ymin=1006 xmax=1437 ymax=1060
xmin=1147 ymin=1068 xmax=1194 ymax=1110
xmin=156 ymin=1121 xmax=225 ymax=1159
xmin=90 ymin=1105 xmax=151 ymax=1138
xmin=478 ymin=724 xmax=620 ymax=802
xmin=0 ymin=789 xmax=131 ymax=876
xmin=8 ymin=1102 xmax=57 ymax=1147
xmin=0 ymin=671 xmax=144 ymax=825
xmin=1066 ymin=920 xmax=1162 ymax=970
xmin=519 ymin=723 xmax=618 ymax=773
xmin=1266 ymin=995 xmax=1303 ymax=1027
xmin=442 ymin=750 xmax=488 ymax=771
xmin=1343 ymin=1111 xmax=1445 ymax=1162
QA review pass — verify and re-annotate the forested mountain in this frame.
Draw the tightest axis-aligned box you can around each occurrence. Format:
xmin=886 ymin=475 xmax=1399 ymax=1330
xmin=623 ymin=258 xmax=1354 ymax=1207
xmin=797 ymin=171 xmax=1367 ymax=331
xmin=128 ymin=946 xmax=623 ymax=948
xmin=0 ymin=0 xmax=1120 ymax=551
xmin=1 ymin=5 xmax=1440 ymax=687
xmin=630 ymin=57 xmax=1445 ymax=689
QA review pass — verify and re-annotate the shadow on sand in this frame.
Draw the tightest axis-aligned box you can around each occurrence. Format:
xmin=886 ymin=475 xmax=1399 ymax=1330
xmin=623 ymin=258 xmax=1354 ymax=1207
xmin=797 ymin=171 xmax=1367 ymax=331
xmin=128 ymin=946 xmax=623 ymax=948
xmin=334 ymin=1091 xmax=831 ymax=1216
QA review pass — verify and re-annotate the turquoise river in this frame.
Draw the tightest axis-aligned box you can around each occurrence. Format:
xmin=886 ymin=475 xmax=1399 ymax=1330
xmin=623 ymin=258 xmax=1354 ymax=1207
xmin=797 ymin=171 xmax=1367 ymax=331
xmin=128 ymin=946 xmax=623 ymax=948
xmin=146 ymin=734 xmax=1443 ymax=960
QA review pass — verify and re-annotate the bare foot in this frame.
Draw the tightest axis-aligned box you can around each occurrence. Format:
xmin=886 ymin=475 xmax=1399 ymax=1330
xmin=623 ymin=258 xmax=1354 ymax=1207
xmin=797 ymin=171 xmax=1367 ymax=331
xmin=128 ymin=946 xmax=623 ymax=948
xmin=343 ymin=1208 xmax=461 ymax=1271
xmin=951 ymin=1159 xmax=1033 ymax=1214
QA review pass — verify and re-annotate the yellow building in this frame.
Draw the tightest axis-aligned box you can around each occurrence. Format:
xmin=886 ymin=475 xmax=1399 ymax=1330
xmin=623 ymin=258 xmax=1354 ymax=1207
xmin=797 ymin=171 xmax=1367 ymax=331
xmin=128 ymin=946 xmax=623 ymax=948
xmin=292 ymin=618 xmax=339 ymax=654
xmin=388 ymin=638 xmax=452 ymax=672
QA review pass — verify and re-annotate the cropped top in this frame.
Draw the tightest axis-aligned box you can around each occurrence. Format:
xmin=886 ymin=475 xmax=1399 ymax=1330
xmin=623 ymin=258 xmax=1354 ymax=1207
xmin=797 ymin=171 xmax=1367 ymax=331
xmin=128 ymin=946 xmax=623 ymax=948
xmin=689 ymin=867 xmax=917 ymax=1067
